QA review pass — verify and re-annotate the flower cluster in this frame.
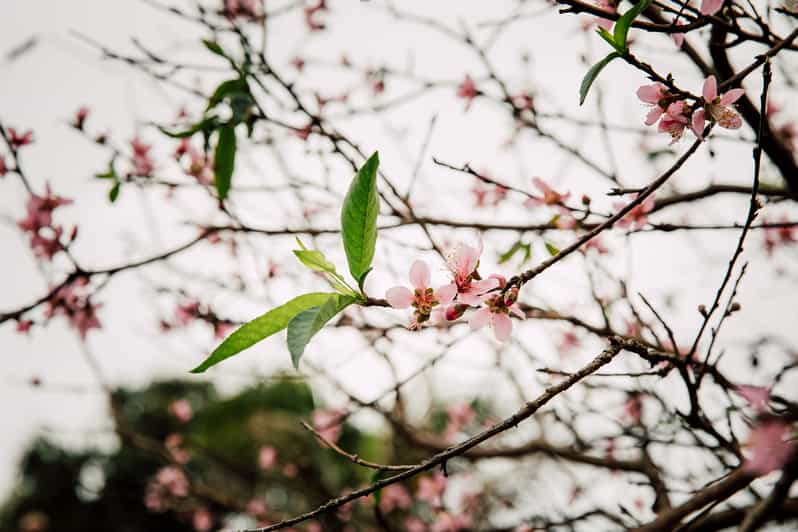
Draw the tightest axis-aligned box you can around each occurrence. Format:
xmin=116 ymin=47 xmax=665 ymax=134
xmin=131 ymin=137 xmax=156 ymax=177
xmin=637 ymin=76 xmax=744 ymax=143
xmin=386 ymin=243 xmax=524 ymax=341
xmin=163 ymin=298 xmax=236 ymax=339
xmin=17 ymin=183 xmax=74 ymax=261
xmin=45 ymin=276 xmax=102 ymax=338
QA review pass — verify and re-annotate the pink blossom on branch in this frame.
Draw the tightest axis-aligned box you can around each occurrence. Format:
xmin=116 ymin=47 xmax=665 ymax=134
xmin=691 ymin=76 xmax=745 ymax=139
xmin=441 ymin=242 xmax=499 ymax=306
xmin=168 ymin=399 xmax=193 ymax=423
xmin=525 ymin=177 xmax=571 ymax=208
xmin=385 ymin=260 xmax=455 ymax=329
xmin=744 ymin=420 xmax=795 ymax=476
xmin=700 ymin=0 xmax=724 ymax=16
xmin=457 ymin=75 xmax=478 ymax=110
xmin=468 ymin=275 xmax=524 ymax=342
xmin=7 ymin=127 xmax=34 ymax=147
xmin=615 ymin=194 xmax=655 ymax=230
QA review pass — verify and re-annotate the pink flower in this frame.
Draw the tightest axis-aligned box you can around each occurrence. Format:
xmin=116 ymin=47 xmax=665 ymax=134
xmin=637 ymin=83 xmax=669 ymax=126
xmin=8 ymin=127 xmax=34 ymax=147
xmin=379 ymin=484 xmax=412 ymax=514
xmin=16 ymin=319 xmax=33 ymax=334
xmin=18 ymin=184 xmax=72 ymax=233
xmin=131 ymin=137 xmax=156 ymax=176
xmin=444 ymin=403 xmax=476 ymax=440
xmin=700 ymin=0 xmax=724 ymax=15
xmin=583 ymin=236 xmax=609 ymax=254
xmin=258 ymin=446 xmax=278 ymax=470
xmin=615 ymin=194 xmax=655 ymax=230
xmin=559 ymin=330 xmax=581 ymax=353
xmin=169 ymin=399 xmax=193 ymax=423
xmin=457 ymin=75 xmax=477 ymax=110
xmin=624 ymin=393 xmax=643 ymax=424
xmin=45 ymin=277 xmax=102 ymax=338
xmin=431 ymin=512 xmax=473 ymax=532
xmin=312 ymin=408 xmax=344 ymax=443
xmin=735 ymin=385 xmax=771 ymax=413
xmin=441 ymin=242 xmax=499 ymax=306
xmin=691 ymin=76 xmax=745 ymax=138
xmin=404 ymin=517 xmax=429 ymax=532
xmin=386 ymin=260 xmax=455 ymax=329
xmin=291 ymin=56 xmax=305 ymax=71
xmin=764 ymin=216 xmax=797 ymax=253
xmin=417 ymin=472 xmax=447 ymax=506
xmin=468 ymin=275 xmax=524 ymax=341
xmin=744 ymin=420 xmax=795 ymax=476
xmin=525 ymin=177 xmax=571 ymax=207
xmin=658 ymin=101 xmax=690 ymax=143
xmin=72 ymin=107 xmax=89 ymax=129
xmin=225 ymin=0 xmax=258 ymax=18
xmin=165 ymin=433 xmax=191 ymax=464
xmin=155 ymin=466 xmax=189 ymax=497
xmin=246 ymin=498 xmax=268 ymax=517
xmin=192 ymin=507 xmax=213 ymax=532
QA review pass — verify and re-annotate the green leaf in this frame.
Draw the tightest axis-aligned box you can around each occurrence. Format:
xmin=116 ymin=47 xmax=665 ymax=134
xmin=498 ymin=241 xmax=532 ymax=265
xmin=613 ymin=0 xmax=654 ymax=50
xmin=286 ymin=294 xmax=355 ymax=369
xmin=108 ymin=181 xmax=121 ymax=203
xmin=579 ymin=52 xmax=621 ymax=105
xmin=190 ymin=292 xmax=333 ymax=373
xmin=207 ymin=78 xmax=247 ymax=112
xmin=159 ymin=116 xmax=219 ymax=139
xmin=96 ymin=159 xmax=117 ymax=180
xmin=203 ymin=39 xmax=225 ymax=57
xmin=596 ymin=27 xmax=620 ymax=52
xmin=214 ymin=125 xmax=236 ymax=201
xmin=293 ymin=239 xmax=358 ymax=296
xmin=340 ymin=152 xmax=380 ymax=283
xmin=545 ymin=241 xmax=560 ymax=256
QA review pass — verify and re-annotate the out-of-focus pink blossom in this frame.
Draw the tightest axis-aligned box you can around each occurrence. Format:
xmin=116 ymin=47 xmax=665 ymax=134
xmin=304 ymin=0 xmax=327 ymax=31
xmin=192 ymin=507 xmax=213 ymax=532
xmin=404 ymin=517 xmax=429 ymax=532
xmin=72 ymin=107 xmax=89 ymax=129
xmin=559 ymin=330 xmax=581 ymax=353
xmin=16 ymin=320 xmax=33 ymax=334
xmin=764 ymin=216 xmax=796 ymax=254
xmin=225 ymin=0 xmax=258 ymax=18
xmin=379 ymin=483 xmax=412 ymax=514
xmin=131 ymin=137 xmax=156 ymax=176
xmin=525 ymin=177 xmax=570 ymax=208
xmin=700 ymin=0 xmax=724 ymax=15
xmin=583 ymin=236 xmax=609 ymax=254
xmin=169 ymin=399 xmax=193 ymax=423
xmin=155 ymin=466 xmax=189 ymax=497
xmin=291 ymin=56 xmax=305 ymax=71
xmin=416 ymin=472 xmax=447 ymax=506
xmin=246 ymin=498 xmax=268 ymax=517
xmin=615 ymin=194 xmax=655 ymax=230
xmin=45 ymin=277 xmax=102 ymax=338
xmin=258 ymin=446 xmax=278 ymax=471
xmin=744 ymin=420 xmax=795 ymax=476
xmin=0 ymin=155 xmax=7 ymax=176
xmin=312 ymin=408 xmax=344 ymax=443
xmin=8 ymin=127 xmax=34 ymax=147
xmin=18 ymin=184 xmax=72 ymax=234
xmin=671 ymin=21 xmax=685 ymax=47
xmin=386 ymin=260 xmax=455 ymax=329
xmin=165 ymin=433 xmax=191 ymax=464
xmin=457 ymin=75 xmax=477 ymax=110
xmin=282 ymin=462 xmax=298 ymax=478
xmin=624 ymin=393 xmax=643 ymax=424
xmin=735 ymin=385 xmax=771 ymax=413
xmin=431 ymin=512 xmax=473 ymax=532
xmin=444 ymin=403 xmax=476 ymax=440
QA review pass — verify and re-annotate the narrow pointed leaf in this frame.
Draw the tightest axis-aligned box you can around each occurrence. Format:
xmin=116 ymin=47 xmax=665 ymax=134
xmin=579 ymin=52 xmax=621 ymax=105
xmin=340 ymin=152 xmax=380 ymax=282
xmin=287 ymin=294 xmax=355 ymax=369
xmin=214 ymin=125 xmax=236 ymax=200
xmin=613 ymin=0 xmax=654 ymax=50
xmin=190 ymin=292 xmax=332 ymax=373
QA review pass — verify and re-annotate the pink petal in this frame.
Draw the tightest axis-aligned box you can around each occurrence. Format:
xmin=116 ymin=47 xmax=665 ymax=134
xmin=492 ymin=313 xmax=513 ymax=341
xmin=700 ymin=0 xmax=724 ymax=15
xmin=702 ymin=76 xmax=718 ymax=101
xmin=468 ymin=308 xmax=491 ymax=331
xmin=509 ymin=304 xmax=525 ymax=319
xmin=472 ymin=277 xmax=501 ymax=293
xmin=645 ymin=107 xmax=664 ymax=126
xmin=386 ymin=286 xmax=413 ymax=309
xmin=409 ymin=260 xmax=430 ymax=290
xmin=533 ymin=177 xmax=553 ymax=194
xmin=637 ymin=84 xmax=664 ymax=104
xmin=691 ymin=108 xmax=706 ymax=139
xmin=435 ymin=283 xmax=457 ymax=304
xmin=720 ymin=88 xmax=745 ymax=105
xmin=672 ymin=32 xmax=685 ymax=48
